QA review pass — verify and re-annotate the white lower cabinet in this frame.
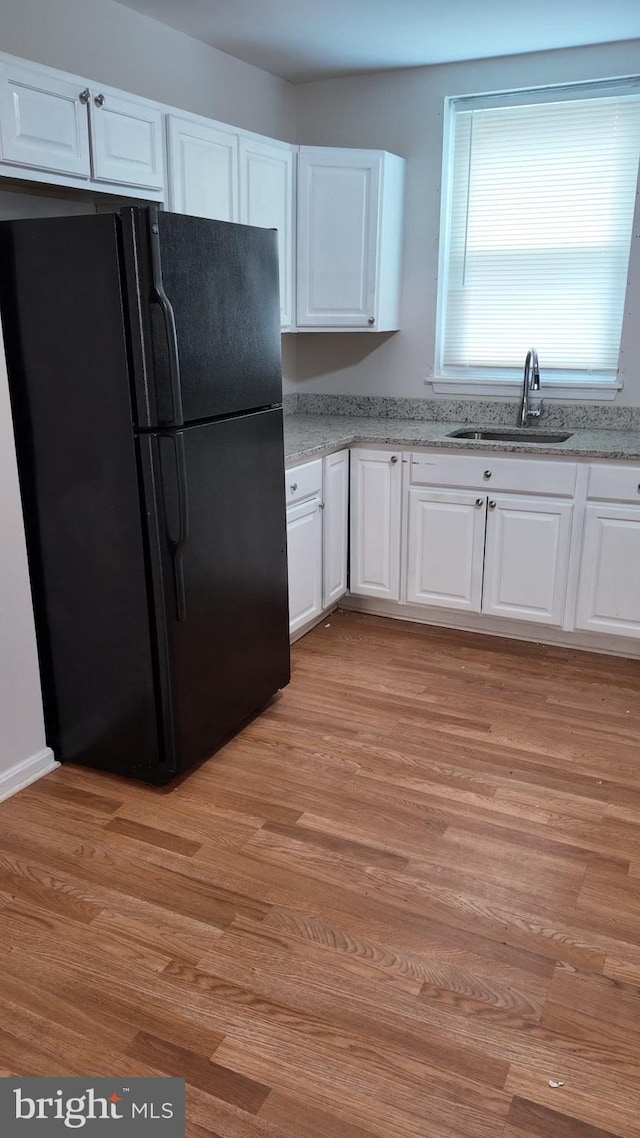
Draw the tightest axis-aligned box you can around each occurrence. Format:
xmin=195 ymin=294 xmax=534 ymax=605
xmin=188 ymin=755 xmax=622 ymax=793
xmin=318 ymin=446 xmax=640 ymax=652
xmin=286 ymin=450 xmax=349 ymax=637
xmin=323 ymin=450 xmax=349 ymax=608
xmin=575 ymin=504 xmax=640 ymax=637
xmin=352 ymin=449 xmax=578 ymax=630
xmin=350 ymin=449 xmax=402 ymax=600
xmin=286 ymin=496 xmax=323 ymax=635
xmin=483 ymin=495 xmax=573 ymax=625
xmin=406 ymin=488 xmax=486 ymax=611
xmin=405 ymin=489 xmax=571 ymax=624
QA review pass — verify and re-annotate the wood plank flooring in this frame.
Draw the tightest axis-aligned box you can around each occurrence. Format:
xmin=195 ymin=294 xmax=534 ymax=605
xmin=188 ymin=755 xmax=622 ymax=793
xmin=1 ymin=611 xmax=640 ymax=1137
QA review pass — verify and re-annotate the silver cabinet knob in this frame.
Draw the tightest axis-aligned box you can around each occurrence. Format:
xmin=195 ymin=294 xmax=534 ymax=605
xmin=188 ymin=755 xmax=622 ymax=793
xmin=488 ymin=500 xmax=497 ymax=509
xmin=637 ymin=484 xmax=640 ymax=493
xmin=390 ymin=455 xmax=398 ymax=464
xmin=94 ymin=93 xmax=105 ymax=107
xmin=79 ymin=88 xmax=90 ymax=104
xmin=318 ymin=502 xmax=325 ymax=510
xmin=368 ymin=316 xmax=375 ymax=325
xmin=483 ymin=470 xmax=492 ymax=479
xmin=289 ymin=482 xmax=297 ymax=492
xmin=475 ymin=498 xmax=484 ymax=507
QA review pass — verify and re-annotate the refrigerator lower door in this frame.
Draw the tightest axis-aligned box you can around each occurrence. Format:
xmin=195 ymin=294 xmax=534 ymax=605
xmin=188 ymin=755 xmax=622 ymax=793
xmin=140 ymin=407 xmax=290 ymax=778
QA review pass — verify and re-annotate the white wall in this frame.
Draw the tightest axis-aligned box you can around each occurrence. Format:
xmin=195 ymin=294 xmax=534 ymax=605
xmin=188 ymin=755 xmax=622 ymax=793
xmin=292 ymin=39 xmax=640 ymax=403
xmin=0 ymin=325 xmax=57 ymax=794
xmin=0 ymin=0 xmax=295 ymax=139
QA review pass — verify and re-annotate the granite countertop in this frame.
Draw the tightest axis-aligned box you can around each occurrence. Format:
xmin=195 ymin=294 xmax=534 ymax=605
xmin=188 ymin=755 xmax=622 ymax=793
xmin=284 ymin=413 xmax=640 ymax=465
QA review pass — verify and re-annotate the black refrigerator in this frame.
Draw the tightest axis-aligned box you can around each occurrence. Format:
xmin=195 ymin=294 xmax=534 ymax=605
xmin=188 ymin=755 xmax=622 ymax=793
xmin=0 ymin=207 xmax=290 ymax=785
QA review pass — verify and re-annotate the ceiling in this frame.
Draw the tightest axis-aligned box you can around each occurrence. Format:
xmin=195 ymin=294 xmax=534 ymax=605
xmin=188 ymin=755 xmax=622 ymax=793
xmin=116 ymin=0 xmax=640 ymax=83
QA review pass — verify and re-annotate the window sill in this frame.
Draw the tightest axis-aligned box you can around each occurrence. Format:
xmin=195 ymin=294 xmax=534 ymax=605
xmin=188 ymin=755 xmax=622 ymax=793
xmin=428 ymin=378 xmax=622 ymax=401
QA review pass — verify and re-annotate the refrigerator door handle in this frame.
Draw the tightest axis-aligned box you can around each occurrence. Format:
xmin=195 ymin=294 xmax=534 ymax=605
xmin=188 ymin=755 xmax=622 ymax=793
xmin=162 ymin=432 xmax=190 ymax=622
xmin=148 ymin=207 xmax=184 ymax=428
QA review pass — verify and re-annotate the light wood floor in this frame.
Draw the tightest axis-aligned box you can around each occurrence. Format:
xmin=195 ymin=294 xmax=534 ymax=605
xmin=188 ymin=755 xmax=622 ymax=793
xmin=1 ymin=612 xmax=640 ymax=1137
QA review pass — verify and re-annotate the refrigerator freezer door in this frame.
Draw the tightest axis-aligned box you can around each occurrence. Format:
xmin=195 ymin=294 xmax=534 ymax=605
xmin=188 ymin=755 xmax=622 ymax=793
xmin=139 ymin=407 xmax=290 ymax=776
xmin=121 ymin=208 xmax=283 ymax=429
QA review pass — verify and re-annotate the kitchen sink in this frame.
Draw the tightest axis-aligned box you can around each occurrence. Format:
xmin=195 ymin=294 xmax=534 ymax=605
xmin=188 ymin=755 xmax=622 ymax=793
xmin=448 ymin=428 xmax=573 ymax=444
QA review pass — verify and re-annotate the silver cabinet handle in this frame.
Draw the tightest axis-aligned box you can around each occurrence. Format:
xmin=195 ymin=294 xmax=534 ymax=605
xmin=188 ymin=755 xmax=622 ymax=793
xmin=94 ymin=93 xmax=105 ymax=107
xmin=475 ymin=498 xmax=484 ymax=507
xmin=483 ymin=470 xmax=492 ymax=479
xmin=318 ymin=502 xmax=325 ymax=510
xmin=637 ymin=484 xmax=640 ymax=493
xmin=368 ymin=316 xmax=375 ymax=325
xmin=289 ymin=482 xmax=297 ymax=492
xmin=488 ymin=500 xmax=497 ymax=509
xmin=79 ymin=88 xmax=90 ymax=104
xmin=390 ymin=455 xmax=398 ymax=464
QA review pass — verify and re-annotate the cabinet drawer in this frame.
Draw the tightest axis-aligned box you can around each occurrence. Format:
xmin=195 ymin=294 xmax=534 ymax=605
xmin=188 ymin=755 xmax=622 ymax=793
xmin=587 ymin=463 xmax=640 ymax=504
xmin=285 ymin=458 xmax=323 ymax=504
xmin=409 ymin=452 xmax=577 ymax=497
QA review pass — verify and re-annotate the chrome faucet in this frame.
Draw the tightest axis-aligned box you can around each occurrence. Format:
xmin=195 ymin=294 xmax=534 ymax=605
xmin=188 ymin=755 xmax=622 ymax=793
xmin=519 ymin=348 xmax=543 ymax=428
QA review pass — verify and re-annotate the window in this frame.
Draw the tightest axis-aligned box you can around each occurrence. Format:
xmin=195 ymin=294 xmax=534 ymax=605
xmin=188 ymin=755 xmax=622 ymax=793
xmin=436 ymin=81 xmax=640 ymax=393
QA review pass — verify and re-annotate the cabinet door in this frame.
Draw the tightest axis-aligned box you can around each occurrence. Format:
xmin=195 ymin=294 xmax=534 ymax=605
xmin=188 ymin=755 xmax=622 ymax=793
xmin=167 ymin=115 xmax=239 ymax=221
xmin=297 ymin=148 xmax=380 ymax=328
xmin=350 ymin=449 xmax=401 ymax=600
xmin=483 ymin=495 xmax=572 ymax=625
xmin=287 ymin=497 xmax=323 ymax=635
xmin=89 ymin=91 xmax=164 ymax=189
xmin=0 ymin=64 xmax=90 ymax=178
xmin=239 ymin=135 xmax=294 ymax=329
xmin=406 ymin=488 xmax=486 ymax=612
xmin=575 ymin=504 xmax=640 ymax=637
xmin=323 ymin=450 xmax=349 ymax=608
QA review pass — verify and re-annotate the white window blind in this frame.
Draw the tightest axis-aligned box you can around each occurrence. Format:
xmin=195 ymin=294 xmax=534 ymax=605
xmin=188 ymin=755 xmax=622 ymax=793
xmin=439 ymin=86 xmax=640 ymax=383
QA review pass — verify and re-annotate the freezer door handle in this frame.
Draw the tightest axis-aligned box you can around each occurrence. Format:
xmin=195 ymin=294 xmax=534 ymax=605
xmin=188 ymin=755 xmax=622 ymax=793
xmin=148 ymin=207 xmax=184 ymax=428
xmin=161 ymin=432 xmax=190 ymax=622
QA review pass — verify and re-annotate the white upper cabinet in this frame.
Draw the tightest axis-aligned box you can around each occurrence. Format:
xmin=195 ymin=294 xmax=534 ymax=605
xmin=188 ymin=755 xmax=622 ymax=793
xmin=0 ymin=54 xmax=164 ymax=198
xmin=0 ymin=62 xmax=90 ymax=178
xmin=482 ymin=495 xmax=573 ymax=626
xmin=239 ymin=135 xmax=294 ymax=329
xmin=168 ymin=120 xmax=294 ymax=328
xmin=0 ymin=52 xmax=408 ymax=331
xmin=406 ymin=488 xmax=486 ymax=612
xmin=350 ymin=449 xmax=402 ymax=600
xmin=89 ymin=88 xmax=164 ymax=190
xmin=296 ymin=147 xmax=405 ymax=330
xmin=167 ymin=115 xmax=239 ymax=221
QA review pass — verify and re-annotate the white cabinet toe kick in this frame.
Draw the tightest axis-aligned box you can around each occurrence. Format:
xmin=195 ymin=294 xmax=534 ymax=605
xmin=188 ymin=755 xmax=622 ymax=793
xmin=287 ymin=444 xmax=640 ymax=658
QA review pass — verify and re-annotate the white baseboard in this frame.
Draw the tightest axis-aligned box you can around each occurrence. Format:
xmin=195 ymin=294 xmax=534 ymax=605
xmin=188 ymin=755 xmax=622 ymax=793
xmin=341 ymin=595 xmax=640 ymax=661
xmin=0 ymin=747 xmax=59 ymax=803
xmin=290 ymin=602 xmax=339 ymax=644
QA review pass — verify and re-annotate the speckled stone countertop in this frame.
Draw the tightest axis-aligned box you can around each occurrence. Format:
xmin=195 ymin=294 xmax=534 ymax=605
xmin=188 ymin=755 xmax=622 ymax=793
xmin=284 ymin=413 xmax=640 ymax=465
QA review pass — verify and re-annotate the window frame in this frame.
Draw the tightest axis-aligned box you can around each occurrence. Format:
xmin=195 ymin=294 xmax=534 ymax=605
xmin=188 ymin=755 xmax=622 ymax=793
xmin=432 ymin=77 xmax=640 ymax=401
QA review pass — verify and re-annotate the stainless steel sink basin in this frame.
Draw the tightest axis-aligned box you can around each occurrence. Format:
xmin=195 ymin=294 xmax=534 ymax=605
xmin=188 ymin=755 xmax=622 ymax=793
xmin=448 ymin=428 xmax=573 ymax=444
